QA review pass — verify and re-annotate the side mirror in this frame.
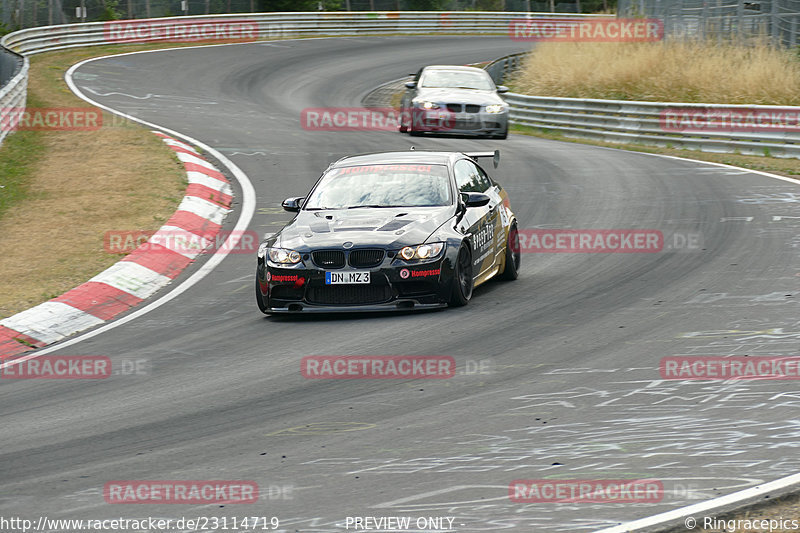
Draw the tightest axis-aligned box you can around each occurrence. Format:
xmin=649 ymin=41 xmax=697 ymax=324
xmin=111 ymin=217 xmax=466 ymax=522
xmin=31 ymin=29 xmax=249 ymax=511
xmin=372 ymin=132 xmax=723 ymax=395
xmin=461 ymin=192 xmax=491 ymax=208
xmin=281 ymin=197 xmax=304 ymax=212
xmin=496 ymin=85 xmax=509 ymax=94
xmin=405 ymin=81 xmax=417 ymax=89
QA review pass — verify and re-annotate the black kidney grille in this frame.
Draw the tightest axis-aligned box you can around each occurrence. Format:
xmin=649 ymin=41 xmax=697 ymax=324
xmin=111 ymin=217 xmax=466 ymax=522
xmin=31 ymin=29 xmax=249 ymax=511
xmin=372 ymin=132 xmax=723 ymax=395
xmin=312 ymin=250 xmax=345 ymax=269
xmin=465 ymin=104 xmax=481 ymax=113
xmin=348 ymin=249 xmax=384 ymax=268
xmin=307 ymin=285 xmax=392 ymax=305
xmin=446 ymin=103 xmax=463 ymax=113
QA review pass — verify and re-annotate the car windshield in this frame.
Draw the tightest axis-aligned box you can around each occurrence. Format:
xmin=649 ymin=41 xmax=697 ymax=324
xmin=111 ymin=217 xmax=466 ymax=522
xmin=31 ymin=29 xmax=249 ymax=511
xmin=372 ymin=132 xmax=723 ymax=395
xmin=304 ymin=164 xmax=452 ymax=210
xmin=419 ymin=70 xmax=495 ymax=91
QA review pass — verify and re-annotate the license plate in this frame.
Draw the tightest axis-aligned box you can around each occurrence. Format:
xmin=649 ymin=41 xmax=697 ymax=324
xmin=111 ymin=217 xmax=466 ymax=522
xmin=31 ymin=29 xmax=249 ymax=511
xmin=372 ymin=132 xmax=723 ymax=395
xmin=325 ymin=271 xmax=371 ymax=284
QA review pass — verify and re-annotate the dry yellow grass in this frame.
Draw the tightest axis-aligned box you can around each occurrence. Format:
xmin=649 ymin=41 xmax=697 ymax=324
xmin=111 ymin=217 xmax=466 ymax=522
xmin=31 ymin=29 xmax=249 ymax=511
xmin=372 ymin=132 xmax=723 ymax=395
xmin=511 ymin=39 xmax=800 ymax=105
xmin=0 ymin=48 xmax=187 ymax=319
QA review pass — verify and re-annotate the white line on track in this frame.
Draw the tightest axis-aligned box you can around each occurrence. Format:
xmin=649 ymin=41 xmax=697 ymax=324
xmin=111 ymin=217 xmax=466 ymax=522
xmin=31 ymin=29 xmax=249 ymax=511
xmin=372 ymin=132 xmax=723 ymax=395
xmin=568 ymin=144 xmax=800 ymax=532
xmin=3 ymin=38 xmax=800 ymax=530
xmin=594 ymin=472 xmax=800 ymax=532
xmin=0 ymin=43 xmax=261 ymax=362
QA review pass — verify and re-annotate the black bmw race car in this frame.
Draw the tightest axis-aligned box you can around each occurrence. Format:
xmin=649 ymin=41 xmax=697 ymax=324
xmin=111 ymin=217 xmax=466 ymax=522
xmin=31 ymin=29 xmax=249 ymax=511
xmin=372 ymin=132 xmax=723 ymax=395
xmin=255 ymin=150 xmax=520 ymax=314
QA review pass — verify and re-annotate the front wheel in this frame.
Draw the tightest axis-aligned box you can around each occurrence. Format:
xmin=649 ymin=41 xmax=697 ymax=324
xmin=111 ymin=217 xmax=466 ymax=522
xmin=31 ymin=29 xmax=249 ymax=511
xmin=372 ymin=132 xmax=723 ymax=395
xmin=399 ymin=107 xmax=409 ymax=133
xmin=449 ymin=244 xmax=473 ymax=307
xmin=408 ymin=111 xmax=423 ymax=136
xmin=255 ymin=269 xmax=269 ymax=314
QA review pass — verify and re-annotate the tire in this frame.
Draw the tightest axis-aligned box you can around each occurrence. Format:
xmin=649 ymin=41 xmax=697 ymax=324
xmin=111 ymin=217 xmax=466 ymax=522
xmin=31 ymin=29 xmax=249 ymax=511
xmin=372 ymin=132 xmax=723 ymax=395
xmin=499 ymin=223 xmax=520 ymax=281
xmin=408 ymin=111 xmax=423 ymax=136
xmin=492 ymin=129 xmax=508 ymax=140
xmin=255 ymin=270 xmax=269 ymax=314
xmin=449 ymin=244 xmax=473 ymax=307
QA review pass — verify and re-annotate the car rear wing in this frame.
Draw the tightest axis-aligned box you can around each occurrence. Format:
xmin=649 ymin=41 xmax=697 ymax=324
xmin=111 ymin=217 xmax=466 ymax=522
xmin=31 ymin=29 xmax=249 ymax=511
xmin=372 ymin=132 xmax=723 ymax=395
xmin=465 ymin=150 xmax=500 ymax=168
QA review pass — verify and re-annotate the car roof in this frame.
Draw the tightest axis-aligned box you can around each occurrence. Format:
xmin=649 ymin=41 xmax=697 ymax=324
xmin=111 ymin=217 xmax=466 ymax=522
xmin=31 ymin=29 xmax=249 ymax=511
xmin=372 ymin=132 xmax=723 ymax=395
xmin=330 ymin=151 xmax=462 ymax=168
xmin=422 ymin=65 xmax=489 ymax=74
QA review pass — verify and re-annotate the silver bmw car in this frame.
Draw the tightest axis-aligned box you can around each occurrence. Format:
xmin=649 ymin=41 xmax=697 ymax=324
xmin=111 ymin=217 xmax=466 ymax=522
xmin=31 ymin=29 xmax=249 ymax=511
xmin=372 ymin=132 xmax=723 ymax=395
xmin=399 ymin=65 xmax=509 ymax=139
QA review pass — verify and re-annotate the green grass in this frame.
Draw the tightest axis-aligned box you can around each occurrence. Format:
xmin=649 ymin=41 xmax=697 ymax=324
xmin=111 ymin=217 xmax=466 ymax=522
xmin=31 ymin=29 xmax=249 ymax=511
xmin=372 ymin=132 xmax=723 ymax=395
xmin=0 ymin=97 xmax=47 ymax=219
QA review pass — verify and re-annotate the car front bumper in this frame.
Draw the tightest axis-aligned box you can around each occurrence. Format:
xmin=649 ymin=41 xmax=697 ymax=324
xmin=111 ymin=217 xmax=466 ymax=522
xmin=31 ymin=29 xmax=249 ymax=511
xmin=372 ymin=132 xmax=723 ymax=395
xmin=411 ymin=108 xmax=508 ymax=136
xmin=257 ymin=256 xmax=453 ymax=313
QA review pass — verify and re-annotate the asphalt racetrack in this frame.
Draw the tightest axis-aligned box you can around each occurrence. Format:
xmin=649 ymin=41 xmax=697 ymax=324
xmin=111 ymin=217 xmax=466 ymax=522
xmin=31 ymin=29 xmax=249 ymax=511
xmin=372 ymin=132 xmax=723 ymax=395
xmin=3 ymin=36 xmax=800 ymax=531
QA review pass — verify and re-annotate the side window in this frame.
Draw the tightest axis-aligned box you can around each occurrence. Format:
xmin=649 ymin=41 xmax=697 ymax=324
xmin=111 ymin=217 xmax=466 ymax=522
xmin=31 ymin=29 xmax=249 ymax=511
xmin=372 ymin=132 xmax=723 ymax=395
xmin=414 ymin=68 xmax=423 ymax=82
xmin=473 ymin=164 xmax=494 ymax=191
xmin=454 ymin=160 xmax=492 ymax=193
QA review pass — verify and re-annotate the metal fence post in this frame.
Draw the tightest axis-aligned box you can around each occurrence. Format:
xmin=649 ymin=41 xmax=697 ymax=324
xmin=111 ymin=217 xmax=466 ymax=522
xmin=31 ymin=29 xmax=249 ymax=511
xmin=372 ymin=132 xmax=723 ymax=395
xmin=736 ymin=0 xmax=744 ymax=40
xmin=771 ymin=0 xmax=779 ymax=45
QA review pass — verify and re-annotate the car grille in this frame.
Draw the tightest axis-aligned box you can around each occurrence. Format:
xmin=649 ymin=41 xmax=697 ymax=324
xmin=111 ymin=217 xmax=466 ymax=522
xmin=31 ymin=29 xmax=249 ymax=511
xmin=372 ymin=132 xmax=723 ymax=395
xmin=465 ymin=104 xmax=481 ymax=113
xmin=306 ymin=285 xmax=392 ymax=305
xmin=312 ymin=250 xmax=345 ymax=269
xmin=446 ymin=104 xmax=462 ymax=113
xmin=348 ymin=249 xmax=384 ymax=268
xmin=454 ymin=120 xmax=482 ymax=130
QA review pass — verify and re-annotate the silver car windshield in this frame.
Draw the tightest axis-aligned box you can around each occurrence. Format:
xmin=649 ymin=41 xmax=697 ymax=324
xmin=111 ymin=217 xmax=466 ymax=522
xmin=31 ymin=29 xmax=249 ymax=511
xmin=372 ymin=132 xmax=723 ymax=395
xmin=419 ymin=70 xmax=495 ymax=91
xmin=304 ymin=164 xmax=452 ymax=210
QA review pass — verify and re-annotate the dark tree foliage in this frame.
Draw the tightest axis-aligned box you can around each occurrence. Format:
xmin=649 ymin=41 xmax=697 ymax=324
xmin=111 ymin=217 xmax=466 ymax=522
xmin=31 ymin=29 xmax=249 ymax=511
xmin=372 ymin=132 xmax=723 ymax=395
xmin=404 ymin=0 xmax=449 ymax=9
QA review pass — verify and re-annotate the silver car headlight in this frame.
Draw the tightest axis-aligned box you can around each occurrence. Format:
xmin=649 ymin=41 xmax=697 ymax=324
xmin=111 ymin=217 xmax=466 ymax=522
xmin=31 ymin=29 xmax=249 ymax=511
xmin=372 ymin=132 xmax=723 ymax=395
xmin=485 ymin=104 xmax=507 ymax=114
xmin=399 ymin=242 xmax=445 ymax=261
xmin=416 ymin=101 xmax=440 ymax=110
xmin=268 ymin=247 xmax=302 ymax=264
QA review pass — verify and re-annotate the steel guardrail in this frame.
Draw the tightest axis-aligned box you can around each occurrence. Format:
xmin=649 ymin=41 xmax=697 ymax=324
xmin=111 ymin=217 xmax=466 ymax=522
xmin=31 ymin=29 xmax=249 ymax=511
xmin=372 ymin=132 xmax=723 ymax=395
xmin=5 ymin=12 xmax=798 ymax=160
xmin=0 ymin=50 xmax=27 ymax=146
xmin=483 ymin=53 xmax=800 ymax=159
xmin=0 ymin=12 xmax=607 ymax=55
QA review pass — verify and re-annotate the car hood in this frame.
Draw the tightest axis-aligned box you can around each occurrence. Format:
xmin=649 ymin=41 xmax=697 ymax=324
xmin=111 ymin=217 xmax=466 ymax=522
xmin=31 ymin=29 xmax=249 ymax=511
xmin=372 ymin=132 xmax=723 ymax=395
xmin=414 ymin=87 xmax=504 ymax=106
xmin=274 ymin=206 xmax=455 ymax=250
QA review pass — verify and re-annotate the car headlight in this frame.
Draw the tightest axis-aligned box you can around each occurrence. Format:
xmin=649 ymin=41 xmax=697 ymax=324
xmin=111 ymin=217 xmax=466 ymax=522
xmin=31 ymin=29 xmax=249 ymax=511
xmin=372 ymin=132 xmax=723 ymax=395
xmin=485 ymin=104 xmax=507 ymax=114
xmin=268 ymin=247 xmax=302 ymax=264
xmin=399 ymin=242 xmax=445 ymax=261
xmin=418 ymin=101 xmax=440 ymax=110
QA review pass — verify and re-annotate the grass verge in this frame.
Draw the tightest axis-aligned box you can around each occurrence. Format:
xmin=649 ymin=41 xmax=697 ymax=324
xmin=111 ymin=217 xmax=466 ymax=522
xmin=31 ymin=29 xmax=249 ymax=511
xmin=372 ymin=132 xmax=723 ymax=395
xmin=0 ymin=44 xmax=203 ymax=320
xmin=510 ymin=39 xmax=800 ymax=105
